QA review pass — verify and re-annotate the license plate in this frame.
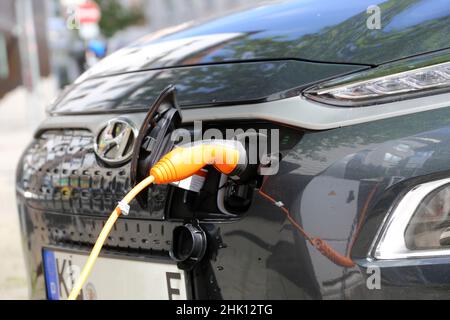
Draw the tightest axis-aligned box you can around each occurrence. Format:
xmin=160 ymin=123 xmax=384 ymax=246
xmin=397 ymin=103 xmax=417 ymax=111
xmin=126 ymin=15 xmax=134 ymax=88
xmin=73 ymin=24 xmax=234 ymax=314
xmin=42 ymin=249 xmax=188 ymax=300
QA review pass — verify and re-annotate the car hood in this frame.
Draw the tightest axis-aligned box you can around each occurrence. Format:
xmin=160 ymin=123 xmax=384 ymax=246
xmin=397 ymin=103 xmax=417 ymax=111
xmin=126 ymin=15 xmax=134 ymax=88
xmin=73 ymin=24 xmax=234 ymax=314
xmin=79 ymin=0 xmax=450 ymax=81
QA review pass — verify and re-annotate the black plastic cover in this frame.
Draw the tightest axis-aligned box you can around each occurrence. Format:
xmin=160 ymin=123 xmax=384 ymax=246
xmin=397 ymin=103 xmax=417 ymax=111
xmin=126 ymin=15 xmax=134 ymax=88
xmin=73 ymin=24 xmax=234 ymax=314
xmin=130 ymin=85 xmax=182 ymax=208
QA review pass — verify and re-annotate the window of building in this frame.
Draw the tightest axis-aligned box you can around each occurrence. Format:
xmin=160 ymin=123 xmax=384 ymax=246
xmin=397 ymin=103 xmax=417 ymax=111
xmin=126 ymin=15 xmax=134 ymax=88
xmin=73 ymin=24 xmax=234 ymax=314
xmin=0 ymin=33 xmax=9 ymax=79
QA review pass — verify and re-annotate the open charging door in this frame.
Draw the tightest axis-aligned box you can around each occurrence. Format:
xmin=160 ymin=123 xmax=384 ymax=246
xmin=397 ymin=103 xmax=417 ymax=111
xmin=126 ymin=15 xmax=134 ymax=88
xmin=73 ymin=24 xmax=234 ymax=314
xmin=130 ymin=85 xmax=182 ymax=208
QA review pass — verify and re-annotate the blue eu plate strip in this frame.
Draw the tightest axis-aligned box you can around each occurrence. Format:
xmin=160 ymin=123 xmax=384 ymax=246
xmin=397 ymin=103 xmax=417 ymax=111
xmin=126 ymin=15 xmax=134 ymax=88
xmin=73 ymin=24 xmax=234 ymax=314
xmin=43 ymin=249 xmax=60 ymax=300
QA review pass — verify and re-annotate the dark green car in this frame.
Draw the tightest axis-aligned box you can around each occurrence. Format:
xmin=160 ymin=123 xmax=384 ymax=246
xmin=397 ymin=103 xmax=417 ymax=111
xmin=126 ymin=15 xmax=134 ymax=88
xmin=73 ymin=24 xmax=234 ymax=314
xmin=16 ymin=0 xmax=450 ymax=299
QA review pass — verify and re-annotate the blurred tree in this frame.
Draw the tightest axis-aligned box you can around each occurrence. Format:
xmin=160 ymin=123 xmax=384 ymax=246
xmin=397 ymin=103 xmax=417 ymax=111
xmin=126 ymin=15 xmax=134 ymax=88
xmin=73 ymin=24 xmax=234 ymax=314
xmin=94 ymin=0 xmax=145 ymax=38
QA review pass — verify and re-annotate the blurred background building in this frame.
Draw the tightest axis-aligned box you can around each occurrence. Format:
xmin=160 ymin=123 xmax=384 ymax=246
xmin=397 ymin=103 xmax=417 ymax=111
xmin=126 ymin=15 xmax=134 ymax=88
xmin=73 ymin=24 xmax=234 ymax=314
xmin=0 ymin=0 xmax=51 ymax=99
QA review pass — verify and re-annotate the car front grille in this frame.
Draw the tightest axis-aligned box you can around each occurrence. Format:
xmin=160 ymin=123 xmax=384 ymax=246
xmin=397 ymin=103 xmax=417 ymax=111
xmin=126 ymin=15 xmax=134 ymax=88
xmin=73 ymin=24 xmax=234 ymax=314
xmin=19 ymin=205 xmax=177 ymax=254
xmin=17 ymin=129 xmax=169 ymax=220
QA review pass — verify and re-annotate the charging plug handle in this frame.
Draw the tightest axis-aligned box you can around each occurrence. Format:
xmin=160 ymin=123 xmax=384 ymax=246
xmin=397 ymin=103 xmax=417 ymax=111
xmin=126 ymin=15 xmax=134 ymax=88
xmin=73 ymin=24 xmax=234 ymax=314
xmin=150 ymin=139 xmax=247 ymax=184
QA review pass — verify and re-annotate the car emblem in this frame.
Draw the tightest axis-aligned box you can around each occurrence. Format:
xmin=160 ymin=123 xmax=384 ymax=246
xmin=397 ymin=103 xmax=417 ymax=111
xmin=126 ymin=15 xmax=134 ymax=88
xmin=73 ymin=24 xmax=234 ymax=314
xmin=95 ymin=118 xmax=137 ymax=165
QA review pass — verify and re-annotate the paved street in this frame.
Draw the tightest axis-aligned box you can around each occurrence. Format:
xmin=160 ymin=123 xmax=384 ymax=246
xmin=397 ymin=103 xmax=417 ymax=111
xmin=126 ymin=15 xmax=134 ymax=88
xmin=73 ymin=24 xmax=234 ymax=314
xmin=0 ymin=80 xmax=56 ymax=299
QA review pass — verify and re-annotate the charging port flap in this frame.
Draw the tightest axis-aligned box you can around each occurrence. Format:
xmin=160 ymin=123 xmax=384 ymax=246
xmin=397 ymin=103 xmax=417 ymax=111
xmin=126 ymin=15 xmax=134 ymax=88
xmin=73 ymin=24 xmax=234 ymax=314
xmin=130 ymin=85 xmax=182 ymax=208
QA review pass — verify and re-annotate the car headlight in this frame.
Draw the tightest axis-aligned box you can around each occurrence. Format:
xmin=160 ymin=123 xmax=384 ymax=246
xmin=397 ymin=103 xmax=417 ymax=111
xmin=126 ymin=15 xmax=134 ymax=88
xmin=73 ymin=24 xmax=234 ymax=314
xmin=374 ymin=178 xmax=450 ymax=260
xmin=305 ymin=52 xmax=450 ymax=107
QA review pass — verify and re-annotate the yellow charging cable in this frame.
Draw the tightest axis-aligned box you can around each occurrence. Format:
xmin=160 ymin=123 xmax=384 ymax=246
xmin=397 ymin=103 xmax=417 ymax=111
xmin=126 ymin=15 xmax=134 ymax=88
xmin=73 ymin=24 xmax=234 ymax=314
xmin=68 ymin=175 xmax=155 ymax=300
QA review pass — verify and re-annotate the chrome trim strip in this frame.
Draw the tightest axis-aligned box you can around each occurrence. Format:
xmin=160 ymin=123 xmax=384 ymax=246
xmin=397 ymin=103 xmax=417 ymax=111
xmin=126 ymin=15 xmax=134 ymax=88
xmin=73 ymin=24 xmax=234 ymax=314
xmin=374 ymin=178 xmax=450 ymax=260
xmin=36 ymin=92 xmax=450 ymax=134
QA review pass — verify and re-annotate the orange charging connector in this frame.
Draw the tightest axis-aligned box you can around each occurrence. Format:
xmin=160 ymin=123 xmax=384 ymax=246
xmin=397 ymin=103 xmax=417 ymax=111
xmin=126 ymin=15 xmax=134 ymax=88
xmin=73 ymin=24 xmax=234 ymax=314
xmin=151 ymin=140 xmax=247 ymax=184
